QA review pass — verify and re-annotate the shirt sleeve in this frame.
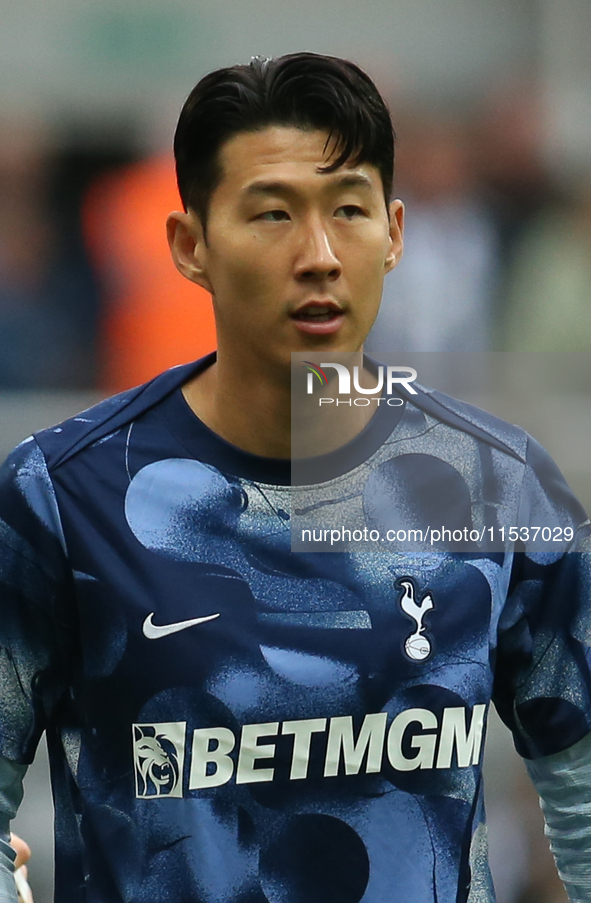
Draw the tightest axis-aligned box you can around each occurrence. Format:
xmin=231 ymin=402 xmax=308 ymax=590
xmin=493 ymin=434 xmax=591 ymax=760
xmin=492 ymin=436 xmax=591 ymax=898
xmin=526 ymin=730 xmax=591 ymax=903
xmin=0 ymin=438 xmax=74 ymax=765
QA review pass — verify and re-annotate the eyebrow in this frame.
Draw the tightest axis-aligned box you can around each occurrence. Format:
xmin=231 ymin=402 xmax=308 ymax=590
xmin=243 ymin=171 xmax=375 ymax=198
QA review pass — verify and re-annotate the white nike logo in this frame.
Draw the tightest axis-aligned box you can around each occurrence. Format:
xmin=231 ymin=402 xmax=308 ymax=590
xmin=142 ymin=611 xmax=220 ymax=639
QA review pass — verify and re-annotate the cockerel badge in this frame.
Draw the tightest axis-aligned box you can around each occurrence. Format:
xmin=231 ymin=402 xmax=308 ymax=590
xmin=397 ymin=578 xmax=435 ymax=661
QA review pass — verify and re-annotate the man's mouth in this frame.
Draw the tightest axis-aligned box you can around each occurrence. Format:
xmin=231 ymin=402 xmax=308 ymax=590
xmin=292 ymin=306 xmax=339 ymax=322
xmin=291 ymin=302 xmax=345 ymax=334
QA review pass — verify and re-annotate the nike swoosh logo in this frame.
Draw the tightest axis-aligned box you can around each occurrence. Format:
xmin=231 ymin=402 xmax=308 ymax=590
xmin=142 ymin=611 xmax=220 ymax=639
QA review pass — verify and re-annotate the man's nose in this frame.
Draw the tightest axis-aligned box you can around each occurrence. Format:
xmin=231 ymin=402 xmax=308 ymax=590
xmin=294 ymin=218 xmax=341 ymax=281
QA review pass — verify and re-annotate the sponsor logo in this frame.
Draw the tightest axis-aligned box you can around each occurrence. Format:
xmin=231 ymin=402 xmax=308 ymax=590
xmin=133 ymin=722 xmax=186 ymax=798
xmin=142 ymin=611 xmax=220 ymax=640
xmin=133 ymin=705 xmax=486 ymax=798
xmin=397 ymin=579 xmax=434 ymax=661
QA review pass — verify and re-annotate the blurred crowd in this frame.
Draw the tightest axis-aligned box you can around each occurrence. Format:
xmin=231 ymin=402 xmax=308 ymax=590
xmin=367 ymin=82 xmax=590 ymax=358
xmin=1 ymin=78 xmax=590 ymax=394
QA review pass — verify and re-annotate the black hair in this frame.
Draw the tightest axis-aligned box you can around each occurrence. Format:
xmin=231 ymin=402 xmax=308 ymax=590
xmin=173 ymin=52 xmax=395 ymax=230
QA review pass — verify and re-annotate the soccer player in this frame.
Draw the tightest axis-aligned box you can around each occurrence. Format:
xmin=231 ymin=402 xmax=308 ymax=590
xmin=1 ymin=53 xmax=590 ymax=903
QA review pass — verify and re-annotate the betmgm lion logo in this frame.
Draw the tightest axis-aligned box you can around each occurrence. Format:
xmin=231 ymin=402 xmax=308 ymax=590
xmin=133 ymin=722 xmax=186 ymax=798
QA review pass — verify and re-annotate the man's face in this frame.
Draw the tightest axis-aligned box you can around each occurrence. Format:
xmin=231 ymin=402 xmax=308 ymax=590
xmin=170 ymin=126 xmax=403 ymax=375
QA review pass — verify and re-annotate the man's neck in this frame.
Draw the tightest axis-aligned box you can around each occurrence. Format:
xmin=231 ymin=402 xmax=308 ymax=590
xmin=182 ymin=352 xmax=376 ymax=461
xmin=182 ymin=357 xmax=293 ymax=458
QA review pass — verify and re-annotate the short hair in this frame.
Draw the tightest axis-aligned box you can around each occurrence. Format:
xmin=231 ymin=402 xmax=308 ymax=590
xmin=173 ymin=52 xmax=395 ymax=231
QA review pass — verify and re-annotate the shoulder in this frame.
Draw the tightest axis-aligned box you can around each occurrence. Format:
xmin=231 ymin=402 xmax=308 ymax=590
xmin=0 ymin=358 xmax=210 ymax=556
xmin=412 ymin=385 xmax=587 ymax=514
xmin=406 ymin=383 xmax=529 ymax=463
xmin=32 ymin=359 xmax=208 ymax=471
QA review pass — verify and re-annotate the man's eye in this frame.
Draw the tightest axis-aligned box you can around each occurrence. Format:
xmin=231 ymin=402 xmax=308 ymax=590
xmin=258 ymin=209 xmax=290 ymax=222
xmin=335 ymin=205 xmax=365 ymax=218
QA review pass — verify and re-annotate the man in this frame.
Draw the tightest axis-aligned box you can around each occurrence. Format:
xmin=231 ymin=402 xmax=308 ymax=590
xmin=0 ymin=53 xmax=590 ymax=903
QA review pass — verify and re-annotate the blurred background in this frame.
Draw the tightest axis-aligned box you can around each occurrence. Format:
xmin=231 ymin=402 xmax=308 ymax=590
xmin=3 ymin=0 xmax=591 ymax=900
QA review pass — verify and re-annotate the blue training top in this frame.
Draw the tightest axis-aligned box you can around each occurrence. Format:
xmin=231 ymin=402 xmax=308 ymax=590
xmin=0 ymin=354 xmax=590 ymax=903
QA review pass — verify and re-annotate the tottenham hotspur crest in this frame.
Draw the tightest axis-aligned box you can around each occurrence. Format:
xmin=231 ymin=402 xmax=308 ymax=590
xmin=397 ymin=579 xmax=434 ymax=661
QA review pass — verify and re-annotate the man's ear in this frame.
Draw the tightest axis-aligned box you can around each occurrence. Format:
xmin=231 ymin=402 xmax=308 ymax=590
xmin=385 ymin=199 xmax=404 ymax=274
xmin=166 ymin=210 xmax=213 ymax=294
